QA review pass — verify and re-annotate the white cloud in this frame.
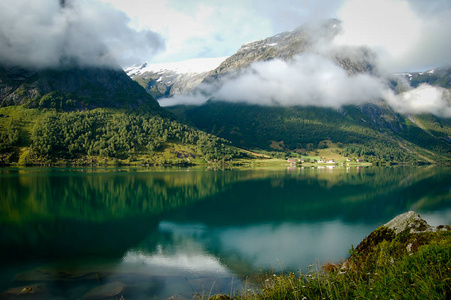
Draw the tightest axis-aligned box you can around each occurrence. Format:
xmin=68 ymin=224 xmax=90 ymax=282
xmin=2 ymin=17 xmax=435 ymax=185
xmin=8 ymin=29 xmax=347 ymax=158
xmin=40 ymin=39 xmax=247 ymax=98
xmin=161 ymin=53 xmax=385 ymax=107
xmin=336 ymin=0 xmax=451 ymax=72
xmin=0 ymin=0 xmax=165 ymax=69
xmin=385 ymin=84 xmax=451 ymax=117
xmin=162 ymin=44 xmax=451 ymax=117
xmin=211 ymin=54 xmax=387 ymax=107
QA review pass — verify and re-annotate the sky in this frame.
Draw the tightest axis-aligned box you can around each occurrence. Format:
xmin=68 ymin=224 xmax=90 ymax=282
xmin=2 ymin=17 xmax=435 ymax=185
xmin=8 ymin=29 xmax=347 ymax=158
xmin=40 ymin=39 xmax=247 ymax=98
xmin=0 ymin=0 xmax=449 ymax=70
xmin=97 ymin=0 xmax=451 ymax=72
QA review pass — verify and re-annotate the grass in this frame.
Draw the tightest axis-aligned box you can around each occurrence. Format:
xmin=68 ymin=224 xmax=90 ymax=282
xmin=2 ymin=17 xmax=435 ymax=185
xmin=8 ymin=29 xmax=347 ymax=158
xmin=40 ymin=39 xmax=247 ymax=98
xmin=237 ymin=242 xmax=450 ymax=299
xmin=231 ymin=158 xmax=289 ymax=167
xmin=205 ymin=228 xmax=451 ymax=300
xmin=0 ymin=106 xmax=46 ymax=146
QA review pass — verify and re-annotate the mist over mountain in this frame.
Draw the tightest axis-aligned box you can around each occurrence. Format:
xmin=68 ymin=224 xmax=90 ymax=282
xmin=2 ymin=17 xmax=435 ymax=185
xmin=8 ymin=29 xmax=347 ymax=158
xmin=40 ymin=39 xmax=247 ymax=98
xmin=141 ymin=19 xmax=451 ymax=163
xmin=158 ymin=19 xmax=450 ymax=119
xmin=0 ymin=0 xmax=169 ymax=112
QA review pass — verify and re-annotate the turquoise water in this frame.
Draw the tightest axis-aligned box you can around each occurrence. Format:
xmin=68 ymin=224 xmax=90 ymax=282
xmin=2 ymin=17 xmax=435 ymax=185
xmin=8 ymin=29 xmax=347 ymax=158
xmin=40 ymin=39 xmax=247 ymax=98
xmin=1 ymin=166 xmax=450 ymax=299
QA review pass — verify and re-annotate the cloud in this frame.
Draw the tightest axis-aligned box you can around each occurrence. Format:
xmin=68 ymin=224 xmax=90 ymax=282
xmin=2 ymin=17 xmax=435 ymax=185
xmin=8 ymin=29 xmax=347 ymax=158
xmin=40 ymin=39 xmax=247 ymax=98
xmin=336 ymin=0 xmax=451 ymax=72
xmin=210 ymin=54 xmax=387 ymax=107
xmin=161 ymin=53 xmax=384 ymax=107
xmin=0 ymin=0 xmax=165 ymax=69
xmin=385 ymin=84 xmax=451 ymax=117
xmin=162 ymin=50 xmax=451 ymax=118
xmin=163 ymin=52 xmax=451 ymax=117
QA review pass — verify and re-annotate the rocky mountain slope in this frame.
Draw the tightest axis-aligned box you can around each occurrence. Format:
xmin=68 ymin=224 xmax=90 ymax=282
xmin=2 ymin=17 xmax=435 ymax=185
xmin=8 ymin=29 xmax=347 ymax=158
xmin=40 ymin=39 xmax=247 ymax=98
xmin=0 ymin=65 xmax=161 ymax=111
xmin=125 ymin=57 xmax=226 ymax=99
xmin=202 ymin=19 xmax=375 ymax=83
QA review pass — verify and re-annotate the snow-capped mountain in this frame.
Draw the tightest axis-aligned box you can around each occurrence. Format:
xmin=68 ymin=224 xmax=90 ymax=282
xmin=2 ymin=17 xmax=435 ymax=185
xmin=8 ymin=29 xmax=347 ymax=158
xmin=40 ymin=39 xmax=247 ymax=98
xmin=126 ymin=19 xmax=375 ymax=100
xmin=393 ymin=66 xmax=451 ymax=89
xmin=125 ymin=57 xmax=227 ymax=99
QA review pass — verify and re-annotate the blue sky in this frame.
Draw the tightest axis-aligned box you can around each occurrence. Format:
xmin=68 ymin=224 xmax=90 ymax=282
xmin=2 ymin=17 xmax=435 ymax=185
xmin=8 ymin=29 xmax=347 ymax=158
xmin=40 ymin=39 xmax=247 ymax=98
xmin=99 ymin=0 xmax=342 ymax=63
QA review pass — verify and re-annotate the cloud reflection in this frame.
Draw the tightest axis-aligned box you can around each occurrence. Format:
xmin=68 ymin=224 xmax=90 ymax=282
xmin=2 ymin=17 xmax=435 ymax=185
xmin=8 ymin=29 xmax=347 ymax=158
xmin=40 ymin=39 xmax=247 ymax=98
xmin=215 ymin=221 xmax=376 ymax=271
xmin=122 ymin=248 xmax=230 ymax=275
xmin=156 ymin=220 xmax=378 ymax=274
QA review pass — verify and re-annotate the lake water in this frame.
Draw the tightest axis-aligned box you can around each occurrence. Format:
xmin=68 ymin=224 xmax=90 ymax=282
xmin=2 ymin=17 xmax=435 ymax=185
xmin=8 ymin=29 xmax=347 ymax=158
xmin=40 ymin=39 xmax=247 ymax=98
xmin=1 ymin=166 xmax=450 ymax=299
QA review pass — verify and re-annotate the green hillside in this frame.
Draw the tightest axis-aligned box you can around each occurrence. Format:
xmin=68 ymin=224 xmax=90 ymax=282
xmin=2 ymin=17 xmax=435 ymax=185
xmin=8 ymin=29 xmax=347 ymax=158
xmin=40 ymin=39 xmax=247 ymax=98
xmin=0 ymin=106 xmax=245 ymax=166
xmin=0 ymin=64 xmax=251 ymax=166
xmin=169 ymin=101 xmax=451 ymax=164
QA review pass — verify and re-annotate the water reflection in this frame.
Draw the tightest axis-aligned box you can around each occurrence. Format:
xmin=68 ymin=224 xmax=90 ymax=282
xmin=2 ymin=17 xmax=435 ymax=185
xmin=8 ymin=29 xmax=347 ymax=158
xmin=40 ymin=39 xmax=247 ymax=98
xmin=155 ymin=220 xmax=377 ymax=276
xmin=0 ymin=166 xmax=450 ymax=299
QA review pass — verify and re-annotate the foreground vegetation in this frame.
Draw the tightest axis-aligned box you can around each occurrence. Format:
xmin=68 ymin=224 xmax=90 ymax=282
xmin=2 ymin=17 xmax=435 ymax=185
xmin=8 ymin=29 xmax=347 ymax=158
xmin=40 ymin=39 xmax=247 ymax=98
xmin=229 ymin=225 xmax=451 ymax=300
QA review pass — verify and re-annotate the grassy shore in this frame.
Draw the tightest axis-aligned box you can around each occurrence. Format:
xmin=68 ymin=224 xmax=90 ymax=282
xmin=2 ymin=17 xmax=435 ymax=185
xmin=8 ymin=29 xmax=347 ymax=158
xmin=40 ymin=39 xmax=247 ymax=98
xmin=226 ymin=228 xmax=451 ymax=300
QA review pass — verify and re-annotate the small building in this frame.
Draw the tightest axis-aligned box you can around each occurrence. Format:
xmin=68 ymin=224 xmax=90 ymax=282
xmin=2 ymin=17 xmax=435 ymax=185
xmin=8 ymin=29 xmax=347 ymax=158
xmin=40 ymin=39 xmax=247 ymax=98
xmin=357 ymin=159 xmax=364 ymax=163
xmin=346 ymin=158 xmax=351 ymax=162
xmin=287 ymin=159 xmax=297 ymax=163
xmin=318 ymin=160 xmax=326 ymax=163
xmin=327 ymin=159 xmax=335 ymax=164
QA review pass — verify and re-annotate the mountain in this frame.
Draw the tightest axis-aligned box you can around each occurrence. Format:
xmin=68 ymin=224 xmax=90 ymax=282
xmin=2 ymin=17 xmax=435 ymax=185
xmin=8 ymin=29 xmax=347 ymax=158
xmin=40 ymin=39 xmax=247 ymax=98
xmin=127 ymin=19 xmax=375 ymax=103
xmin=0 ymin=65 xmax=161 ymax=111
xmin=393 ymin=66 xmax=451 ymax=89
xmin=0 ymin=64 xmax=247 ymax=166
xmin=160 ymin=22 xmax=451 ymax=163
xmin=125 ymin=57 xmax=226 ymax=99
xmin=201 ymin=19 xmax=375 ymax=83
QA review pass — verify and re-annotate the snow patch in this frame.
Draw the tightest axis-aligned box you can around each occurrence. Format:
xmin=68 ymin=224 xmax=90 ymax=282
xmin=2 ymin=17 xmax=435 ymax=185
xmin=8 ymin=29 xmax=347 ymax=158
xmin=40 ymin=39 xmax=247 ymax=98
xmin=125 ymin=57 xmax=228 ymax=77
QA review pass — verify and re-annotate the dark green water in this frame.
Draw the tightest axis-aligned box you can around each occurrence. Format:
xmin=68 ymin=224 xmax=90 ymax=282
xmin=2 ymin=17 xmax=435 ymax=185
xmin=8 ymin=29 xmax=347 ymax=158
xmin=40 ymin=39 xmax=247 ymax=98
xmin=0 ymin=166 xmax=450 ymax=299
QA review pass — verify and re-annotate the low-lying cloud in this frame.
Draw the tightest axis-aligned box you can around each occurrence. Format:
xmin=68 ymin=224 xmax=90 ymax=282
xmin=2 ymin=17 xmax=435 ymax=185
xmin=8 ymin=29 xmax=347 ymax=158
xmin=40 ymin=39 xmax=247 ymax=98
xmin=210 ymin=54 xmax=387 ymax=108
xmin=0 ymin=0 xmax=165 ymax=69
xmin=161 ymin=52 xmax=451 ymax=117
xmin=385 ymin=84 xmax=451 ymax=117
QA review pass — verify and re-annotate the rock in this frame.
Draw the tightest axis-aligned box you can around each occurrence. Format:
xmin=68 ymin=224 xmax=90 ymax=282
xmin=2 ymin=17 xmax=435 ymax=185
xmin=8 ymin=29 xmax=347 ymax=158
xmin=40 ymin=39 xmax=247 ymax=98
xmin=208 ymin=295 xmax=230 ymax=300
xmin=384 ymin=211 xmax=431 ymax=234
xmin=2 ymin=283 xmax=49 ymax=299
xmin=346 ymin=211 xmax=450 ymax=267
xmin=83 ymin=281 xmax=126 ymax=299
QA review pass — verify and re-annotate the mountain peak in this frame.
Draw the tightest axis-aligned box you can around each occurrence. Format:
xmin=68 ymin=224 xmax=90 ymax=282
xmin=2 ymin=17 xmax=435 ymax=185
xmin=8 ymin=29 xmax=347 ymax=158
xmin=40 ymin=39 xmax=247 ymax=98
xmin=124 ymin=57 xmax=228 ymax=99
